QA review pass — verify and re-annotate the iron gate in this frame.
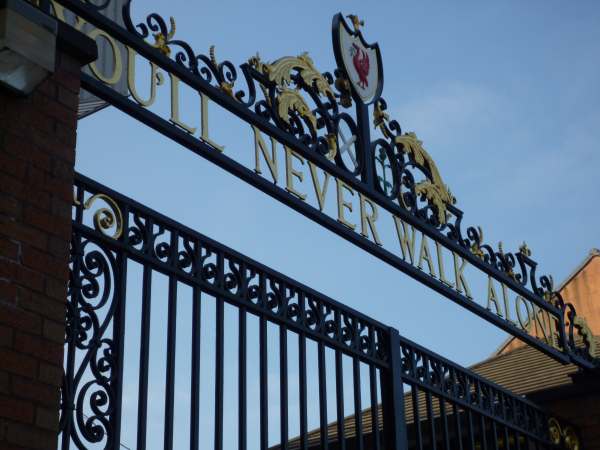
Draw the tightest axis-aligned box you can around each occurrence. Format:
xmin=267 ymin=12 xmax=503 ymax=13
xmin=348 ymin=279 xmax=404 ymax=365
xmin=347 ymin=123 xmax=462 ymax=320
xmin=61 ymin=174 xmax=579 ymax=450
xmin=40 ymin=0 xmax=598 ymax=448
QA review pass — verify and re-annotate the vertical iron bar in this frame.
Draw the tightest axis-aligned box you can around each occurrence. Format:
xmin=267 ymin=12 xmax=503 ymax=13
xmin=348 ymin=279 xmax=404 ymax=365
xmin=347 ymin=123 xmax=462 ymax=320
xmin=369 ymin=365 xmax=381 ymax=450
xmin=503 ymin=425 xmax=510 ymax=450
xmin=425 ymin=391 xmax=437 ymax=450
xmin=467 ymin=410 xmax=475 ymax=450
xmin=164 ymin=274 xmax=178 ymax=450
xmin=515 ymin=431 xmax=521 ymax=450
xmin=280 ymin=325 xmax=289 ymax=450
xmin=299 ymin=330 xmax=308 ymax=450
xmin=215 ymin=296 xmax=224 ymax=450
xmin=335 ymin=349 xmax=346 ymax=450
xmin=111 ymin=206 xmax=129 ymax=450
xmin=411 ymin=386 xmax=423 ymax=450
xmin=356 ymin=102 xmax=374 ymax=187
xmin=61 ymin=187 xmax=84 ymax=450
xmin=440 ymin=398 xmax=450 ymax=450
xmin=380 ymin=328 xmax=410 ymax=450
xmin=491 ymin=421 xmax=499 ymax=450
xmin=480 ymin=415 xmax=488 ymax=450
xmin=353 ymin=357 xmax=364 ymax=450
xmin=318 ymin=341 xmax=328 ymax=450
xmin=453 ymin=404 xmax=463 ymax=450
xmin=239 ymin=307 xmax=247 ymax=450
xmin=260 ymin=314 xmax=268 ymax=450
xmin=190 ymin=286 xmax=201 ymax=450
xmin=136 ymin=265 xmax=152 ymax=450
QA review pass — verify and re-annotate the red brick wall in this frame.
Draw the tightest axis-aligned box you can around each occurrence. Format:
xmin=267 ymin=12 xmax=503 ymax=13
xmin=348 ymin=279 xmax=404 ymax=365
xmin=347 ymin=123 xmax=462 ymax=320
xmin=0 ymin=50 xmax=82 ymax=449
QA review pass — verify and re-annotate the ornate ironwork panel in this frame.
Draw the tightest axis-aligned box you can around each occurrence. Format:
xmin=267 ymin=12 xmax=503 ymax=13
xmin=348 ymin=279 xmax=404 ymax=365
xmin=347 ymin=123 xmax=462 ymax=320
xmin=61 ymin=174 xmax=579 ymax=450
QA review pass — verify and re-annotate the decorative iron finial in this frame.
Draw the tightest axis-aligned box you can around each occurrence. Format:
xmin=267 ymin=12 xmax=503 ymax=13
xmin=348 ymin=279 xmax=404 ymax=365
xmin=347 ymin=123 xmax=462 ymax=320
xmin=519 ymin=241 xmax=532 ymax=257
xmin=373 ymin=101 xmax=389 ymax=128
xmin=326 ymin=133 xmax=338 ymax=160
xmin=153 ymin=17 xmax=176 ymax=56
xmin=346 ymin=14 xmax=364 ymax=31
xmin=470 ymin=226 xmax=485 ymax=259
xmin=334 ymin=75 xmax=352 ymax=107
xmin=210 ymin=45 xmax=234 ymax=96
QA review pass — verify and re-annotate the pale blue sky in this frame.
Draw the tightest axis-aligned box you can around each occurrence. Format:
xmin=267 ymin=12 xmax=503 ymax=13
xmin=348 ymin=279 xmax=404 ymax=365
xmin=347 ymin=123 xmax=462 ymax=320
xmin=73 ymin=1 xmax=600 ymax=447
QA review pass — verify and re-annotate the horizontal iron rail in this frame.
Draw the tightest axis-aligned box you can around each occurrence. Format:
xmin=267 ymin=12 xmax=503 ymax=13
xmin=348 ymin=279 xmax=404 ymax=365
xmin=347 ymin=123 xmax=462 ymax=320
xmin=54 ymin=0 xmax=598 ymax=370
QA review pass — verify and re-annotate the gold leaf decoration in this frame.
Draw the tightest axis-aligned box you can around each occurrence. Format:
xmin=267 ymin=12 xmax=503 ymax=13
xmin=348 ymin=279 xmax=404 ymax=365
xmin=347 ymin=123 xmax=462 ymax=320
xmin=277 ymin=89 xmax=317 ymax=131
xmin=395 ymin=132 xmax=455 ymax=224
xmin=82 ymin=193 xmax=124 ymax=240
xmin=572 ymin=316 xmax=596 ymax=358
xmin=153 ymin=17 xmax=176 ymax=56
xmin=265 ymin=53 xmax=334 ymax=98
xmin=548 ymin=418 xmax=580 ymax=450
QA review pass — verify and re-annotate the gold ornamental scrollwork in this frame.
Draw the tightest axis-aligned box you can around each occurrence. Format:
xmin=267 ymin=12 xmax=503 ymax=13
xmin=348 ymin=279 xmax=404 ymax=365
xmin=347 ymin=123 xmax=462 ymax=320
xmin=394 ymin=132 xmax=456 ymax=225
xmin=373 ymin=102 xmax=455 ymax=224
xmin=264 ymin=53 xmax=334 ymax=98
xmin=572 ymin=316 xmax=596 ymax=358
xmin=78 ymin=193 xmax=124 ymax=240
xmin=277 ymin=89 xmax=317 ymax=130
xmin=249 ymin=52 xmax=333 ymax=133
xmin=548 ymin=418 xmax=580 ymax=450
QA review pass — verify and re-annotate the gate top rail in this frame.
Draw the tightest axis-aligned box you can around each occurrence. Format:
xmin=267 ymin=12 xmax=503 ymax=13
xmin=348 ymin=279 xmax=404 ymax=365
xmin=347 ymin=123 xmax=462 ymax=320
xmin=73 ymin=172 xmax=390 ymax=367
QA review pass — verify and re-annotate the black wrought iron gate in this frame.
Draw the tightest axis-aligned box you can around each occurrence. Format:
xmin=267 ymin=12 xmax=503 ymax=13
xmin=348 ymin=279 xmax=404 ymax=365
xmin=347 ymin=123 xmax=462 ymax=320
xmin=46 ymin=0 xmax=598 ymax=448
xmin=62 ymin=174 xmax=578 ymax=450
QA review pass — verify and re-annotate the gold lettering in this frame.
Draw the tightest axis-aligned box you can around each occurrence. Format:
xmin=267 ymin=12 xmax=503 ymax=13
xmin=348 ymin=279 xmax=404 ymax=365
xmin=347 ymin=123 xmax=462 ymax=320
xmin=200 ymin=93 xmax=224 ymax=152
xmin=127 ymin=47 xmax=163 ymax=107
xmin=531 ymin=304 xmax=550 ymax=342
xmin=87 ymin=29 xmax=123 ymax=85
xmin=285 ymin=147 xmax=307 ymax=200
xmin=308 ymin=162 xmax=330 ymax=211
xmin=486 ymin=277 xmax=503 ymax=317
xmin=452 ymin=253 xmax=473 ymax=299
xmin=515 ymin=296 xmax=533 ymax=330
xmin=169 ymin=74 xmax=197 ymax=134
xmin=435 ymin=242 xmax=454 ymax=287
xmin=417 ymin=235 xmax=437 ymax=277
xmin=392 ymin=217 xmax=416 ymax=264
xmin=359 ymin=193 xmax=382 ymax=245
xmin=252 ymin=126 xmax=279 ymax=182
xmin=336 ymin=179 xmax=356 ymax=230
xmin=501 ymin=284 xmax=517 ymax=326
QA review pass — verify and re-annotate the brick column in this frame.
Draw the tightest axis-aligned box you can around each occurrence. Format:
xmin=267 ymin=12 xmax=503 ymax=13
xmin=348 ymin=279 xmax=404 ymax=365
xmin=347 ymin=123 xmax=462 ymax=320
xmin=0 ymin=5 xmax=96 ymax=449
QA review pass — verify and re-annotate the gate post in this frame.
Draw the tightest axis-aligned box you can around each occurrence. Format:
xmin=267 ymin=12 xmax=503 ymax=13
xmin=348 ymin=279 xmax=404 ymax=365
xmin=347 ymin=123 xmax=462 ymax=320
xmin=0 ymin=2 xmax=96 ymax=449
xmin=380 ymin=327 xmax=409 ymax=450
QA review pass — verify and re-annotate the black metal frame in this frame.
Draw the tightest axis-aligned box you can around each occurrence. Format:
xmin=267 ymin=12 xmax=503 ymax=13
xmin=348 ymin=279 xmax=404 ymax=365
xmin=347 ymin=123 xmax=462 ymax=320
xmin=50 ymin=0 xmax=597 ymax=370
xmin=61 ymin=173 xmax=578 ymax=450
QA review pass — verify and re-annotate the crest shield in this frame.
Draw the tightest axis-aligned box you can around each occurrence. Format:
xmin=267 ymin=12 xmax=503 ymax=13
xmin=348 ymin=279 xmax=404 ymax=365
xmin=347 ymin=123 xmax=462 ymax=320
xmin=332 ymin=13 xmax=383 ymax=105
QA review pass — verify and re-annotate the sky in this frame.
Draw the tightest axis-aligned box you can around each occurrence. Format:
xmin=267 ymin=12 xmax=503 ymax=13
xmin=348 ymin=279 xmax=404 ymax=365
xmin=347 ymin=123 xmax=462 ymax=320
xmin=71 ymin=0 xmax=600 ymax=448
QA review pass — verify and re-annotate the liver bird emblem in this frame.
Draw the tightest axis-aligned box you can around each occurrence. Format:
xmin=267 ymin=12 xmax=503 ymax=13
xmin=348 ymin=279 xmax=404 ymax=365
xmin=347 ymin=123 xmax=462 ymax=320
xmin=350 ymin=43 xmax=370 ymax=89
